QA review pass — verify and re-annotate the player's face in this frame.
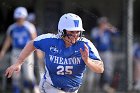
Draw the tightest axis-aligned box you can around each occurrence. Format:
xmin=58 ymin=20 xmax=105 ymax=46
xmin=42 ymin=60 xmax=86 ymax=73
xmin=99 ymin=22 xmax=109 ymax=30
xmin=63 ymin=31 xmax=80 ymax=47
xmin=16 ymin=18 xmax=26 ymax=25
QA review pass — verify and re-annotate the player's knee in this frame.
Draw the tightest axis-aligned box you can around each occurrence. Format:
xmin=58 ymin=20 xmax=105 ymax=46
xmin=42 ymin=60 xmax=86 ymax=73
xmin=23 ymin=80 xmax=36 ymax=89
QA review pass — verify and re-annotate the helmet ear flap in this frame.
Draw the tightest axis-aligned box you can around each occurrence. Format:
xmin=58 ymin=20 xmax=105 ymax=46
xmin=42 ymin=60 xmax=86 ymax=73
xmin=61 ymin=29 xmax=66 ymax=37
xmin=58 ymin=29 xmax=66 ymax=37
xmin=80 ymin=31 xmax=82 ymax=37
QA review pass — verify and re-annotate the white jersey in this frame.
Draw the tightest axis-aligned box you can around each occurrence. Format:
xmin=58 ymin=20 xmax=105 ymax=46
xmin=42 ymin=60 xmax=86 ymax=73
xmin=7 ymin=21 xmax=36 ymax=49
xmin=33 ymin=33 xmax=101 ymax=91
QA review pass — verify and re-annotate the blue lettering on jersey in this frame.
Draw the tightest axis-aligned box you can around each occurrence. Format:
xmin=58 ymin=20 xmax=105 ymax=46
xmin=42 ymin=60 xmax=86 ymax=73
xmin=73 ymin=20 xmax=79 ymax=27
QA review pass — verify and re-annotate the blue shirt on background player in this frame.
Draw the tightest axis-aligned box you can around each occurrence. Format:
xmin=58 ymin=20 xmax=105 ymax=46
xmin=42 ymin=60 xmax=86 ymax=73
xmin=0 ymin=7 xmax=40 ymax=93
xmin=90 ymin=17 xmax=119 ymax=93
xmin=5 ymin=13 xmax=104 ymax=93
xmin=7 ymin=21 xmax=36 ymax=49
xmin=91 ymin=18 xmax=119 ymax=52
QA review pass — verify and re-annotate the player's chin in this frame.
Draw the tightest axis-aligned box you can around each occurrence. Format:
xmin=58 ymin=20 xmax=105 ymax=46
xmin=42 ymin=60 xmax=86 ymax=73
xmin=71 ymin=40 xmax=77 ymax=44
xmin=68 ymin=41 xmax=76 ymax=46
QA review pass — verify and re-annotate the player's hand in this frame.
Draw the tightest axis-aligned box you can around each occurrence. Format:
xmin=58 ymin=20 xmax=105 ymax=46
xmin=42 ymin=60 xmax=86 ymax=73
xmin=80 ymin=44 xmax=89 ymax=62
xmin=5 ymin=63 xmax=22 ymax=78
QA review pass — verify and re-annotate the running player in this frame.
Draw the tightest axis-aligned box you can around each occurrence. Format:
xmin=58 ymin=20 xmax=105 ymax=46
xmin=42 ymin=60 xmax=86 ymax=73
xmin=5 ymin=13 xmax=104 ymax=93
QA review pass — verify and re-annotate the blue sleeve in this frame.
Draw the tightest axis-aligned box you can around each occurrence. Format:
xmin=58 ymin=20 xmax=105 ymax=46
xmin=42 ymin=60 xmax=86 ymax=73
xmin=87 ymin=44 xmax=101 ymax=60
xmin=33 ymin=35 xmax=48 ymax=52
xmin=34 ymin=40 xmax=42 ymax=50
xmin=84 ymin=40 xmax=101 ymax=61
xmin=33 ymin=40 xmax=45 ymax=52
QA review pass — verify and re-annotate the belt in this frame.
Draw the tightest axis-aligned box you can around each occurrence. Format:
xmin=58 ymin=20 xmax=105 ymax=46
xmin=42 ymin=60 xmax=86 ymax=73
xmin=51 ymin=84 xmax=79 ymax=92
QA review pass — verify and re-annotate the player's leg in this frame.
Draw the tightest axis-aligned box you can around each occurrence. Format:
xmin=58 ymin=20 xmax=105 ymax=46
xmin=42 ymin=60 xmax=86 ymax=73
xmin=39 ymin=79 xmax=78 ymax=93
xmin=134 ymin=60 xmax=140 ymax=91
xmin=86 ymin=68 xmax=95 ymax=92
xmin=100 ymin=51 xmax=115 ymax=93
xmin=11 ymin=49 xmax=22 ymax=93
xmin=102 ymin=51 xmax=114 ymax=84
xmin=22 ymin=53 xmax=40 ymax=93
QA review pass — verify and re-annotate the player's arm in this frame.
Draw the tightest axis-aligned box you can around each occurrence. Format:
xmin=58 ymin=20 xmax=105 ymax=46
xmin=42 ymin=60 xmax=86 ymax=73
xmin=5 ymin=40 xmax=36 ymax=78
xmin=80 ymin=44 xmax=104 ymax=73
xmin=0 ymin=35 xmax=12 ymax=60
xmin=29 ymin=24 xmax=43 ymax=59
xmin=84 ymin=58 xmax=104 ymax=73
xmin=30 ymin=31 xmax=37 ymax=40
xmin=29 ymin=24 xmax=44 ymax=70
xmin=35 ymin=49 xmax=45 ymax=75
xmin=29 ymin=23 xmax=37 ymax=40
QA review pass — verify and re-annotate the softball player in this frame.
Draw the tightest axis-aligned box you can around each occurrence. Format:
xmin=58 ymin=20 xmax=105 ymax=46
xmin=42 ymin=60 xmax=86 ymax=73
xmin=5 ymin=13 xmax=104 ymax=93
xmin=0 ymin=7 xmax=39 ymax=93
xmin=91 ymin=17 xmax=118 ymax=93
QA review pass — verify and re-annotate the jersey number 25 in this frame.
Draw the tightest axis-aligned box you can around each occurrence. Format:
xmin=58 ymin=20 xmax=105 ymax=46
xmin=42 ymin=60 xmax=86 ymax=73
xmin=57 ymin=65 xmax=73 ymax=75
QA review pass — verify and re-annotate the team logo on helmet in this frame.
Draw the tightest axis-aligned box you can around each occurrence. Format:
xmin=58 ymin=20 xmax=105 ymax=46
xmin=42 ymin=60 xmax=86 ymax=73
xmin=73 ymin=20 xmax=79 ymax=27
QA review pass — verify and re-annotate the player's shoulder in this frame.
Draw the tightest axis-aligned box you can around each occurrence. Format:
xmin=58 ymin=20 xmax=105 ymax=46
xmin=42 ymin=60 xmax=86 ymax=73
xmin=23 ymin=21 xmax=35 ymax=29
xmin=80 ymin=37 xmax=92 ymax=43
xmin=24 ymin=21 xmax=34 ymax=26
xmin=80 ymin=37 xmax=100 ymax=58
xmin=91 ymin=27 xmax=99 ymax=31
xmin=8 ymin=23 xmax=17 ymax=30
xmin=34 ymin=33 xmax=59 ymax=41
xmin=7 ymin=23 xmax=17 ymax=33
xmin=91 ymin=27 xmax=99 ymax=35
xmin=24 ymin=21 xmax=36 ymax=33
xmin=79 ymin=37 xmax=96 ymax=48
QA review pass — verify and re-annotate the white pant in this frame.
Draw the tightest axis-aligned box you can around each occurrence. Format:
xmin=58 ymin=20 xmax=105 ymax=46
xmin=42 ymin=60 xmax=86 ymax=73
xmin=11 ymin=49 xmax=35 ymax=85
xmin=100 ymin=51 xmax=114 ymax=80
xmin=39 ymin=79 xmax=78 ymax=93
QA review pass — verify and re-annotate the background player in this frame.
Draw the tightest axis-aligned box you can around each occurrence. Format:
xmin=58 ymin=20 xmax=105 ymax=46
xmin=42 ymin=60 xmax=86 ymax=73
xmin=5 ymin=13 xmax=104 ymax=93
xmin=0 ymin=7 xmax=40 ymax=93
xmin=90 ymin=17 xmax=119 ymax=93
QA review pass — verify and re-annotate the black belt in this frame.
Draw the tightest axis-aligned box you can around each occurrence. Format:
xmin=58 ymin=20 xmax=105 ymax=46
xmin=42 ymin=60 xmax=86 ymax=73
xmin=51 ymin=84 xmax=79 ymax=92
